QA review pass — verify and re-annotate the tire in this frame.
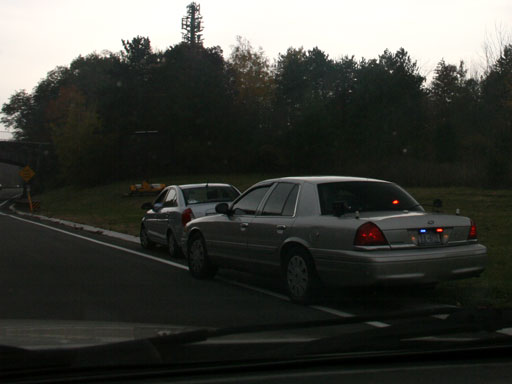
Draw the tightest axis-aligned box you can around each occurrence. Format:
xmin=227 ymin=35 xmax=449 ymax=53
xmin=283 ymin=247 xmax=319 ymax=304
xmin=187 ymin=233 xmax=217 ymax=279
xmin=140 ymin=225 xmax=155 ymax=250
xmin=167 ymin=231 xmax=183 ymax=258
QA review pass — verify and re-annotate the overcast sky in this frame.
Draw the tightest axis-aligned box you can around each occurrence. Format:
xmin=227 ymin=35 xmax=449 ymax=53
xmin=1 ymin=0 xmax=511 ymax=139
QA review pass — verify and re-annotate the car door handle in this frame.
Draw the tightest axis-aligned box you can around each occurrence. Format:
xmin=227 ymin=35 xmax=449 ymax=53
xmin=276 ymin=225 xmax=287 ymax=231
xmin=240 ymin=223 xmax=249 ymax=231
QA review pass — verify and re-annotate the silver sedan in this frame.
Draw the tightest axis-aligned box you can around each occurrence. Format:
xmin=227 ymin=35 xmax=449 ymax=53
xmin=184 ymin=176 xmax=488 ymax=303
xmin=140 ymin=183 xmax=240 ymax=257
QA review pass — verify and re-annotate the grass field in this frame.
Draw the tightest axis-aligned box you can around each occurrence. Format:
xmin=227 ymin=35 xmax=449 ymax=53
xmin=33 ymin=174 xmax=512 ymax=307
xmin=407 ymin=187 xmax=512 ymax=308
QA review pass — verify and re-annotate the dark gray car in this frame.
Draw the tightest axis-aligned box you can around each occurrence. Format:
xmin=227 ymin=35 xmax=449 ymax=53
xmin=140 ymin=183 xmax=240 ymax=257
xmin=184 ymin=176 xmax=487 ymax=303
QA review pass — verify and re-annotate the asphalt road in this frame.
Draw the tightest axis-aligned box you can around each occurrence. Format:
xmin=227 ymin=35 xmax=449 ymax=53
xmin=0 ymin=189 xmax=452 ymax=333
xmin=0 ymin=186 xmax=22 ymax=201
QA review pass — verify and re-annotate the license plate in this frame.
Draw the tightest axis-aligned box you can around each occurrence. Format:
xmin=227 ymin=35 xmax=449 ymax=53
xmin=418 ymin=231 xmax=441 ymax=245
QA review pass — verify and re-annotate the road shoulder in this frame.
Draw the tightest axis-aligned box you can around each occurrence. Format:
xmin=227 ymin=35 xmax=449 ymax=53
xmin=7 ymin=203 xmax=139 ymax=244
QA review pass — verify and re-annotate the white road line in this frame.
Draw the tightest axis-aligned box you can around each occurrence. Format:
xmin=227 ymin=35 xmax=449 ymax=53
xmin=365 ymin=321 xmax=391 ymax=328
xmin=0 ymin=193 xmax=22 ymax=208
xmin=2 ymin=211 xmax=392 ymax=328
xmin=217 ymin=279 xmax=390 ymax=325
xmin=216 ymin=277 xmax=291 ymax=301
xmin=0 ymin=198 xmax=16 ymax=208
xmin=0 ymin=212 xmax=188 ymax=271
xmin=310 ymin=305 xmax=354 ymax=318
xmin=310 ymin=305 xmax=391 ymax=327
xmin=497 ymin=328 xmax=512 ymax=336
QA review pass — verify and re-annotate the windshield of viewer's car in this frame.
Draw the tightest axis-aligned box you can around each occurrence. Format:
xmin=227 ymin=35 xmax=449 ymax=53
xmin=2 ymin=0 xmax=511 ymax=378
xmin=318 ymin=181 xmax=423 ymax=214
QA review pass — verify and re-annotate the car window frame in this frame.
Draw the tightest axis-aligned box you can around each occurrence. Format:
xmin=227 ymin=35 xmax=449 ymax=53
xmin=153 ymin=188 xmax=169 ymax=205
xmin=152 ymin=188 xmax=169 ymax=210
xmin=164 ymin=187 xmax=178 ymax=207
xmin=230 ymin=183 xmax=274 ymax=217
xmin=259 ymin=182 xmax=300 ymax=218
xmin=281 ymin=183 xmax=300 ymax=217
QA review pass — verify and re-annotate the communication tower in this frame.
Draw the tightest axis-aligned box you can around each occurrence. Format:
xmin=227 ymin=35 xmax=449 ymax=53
xmin=182 ymin=3 xmax=204 ymax=45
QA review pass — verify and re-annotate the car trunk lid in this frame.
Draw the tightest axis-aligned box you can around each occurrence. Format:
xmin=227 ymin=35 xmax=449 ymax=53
xmin=357 ymin=211 xmax=473 ymax=249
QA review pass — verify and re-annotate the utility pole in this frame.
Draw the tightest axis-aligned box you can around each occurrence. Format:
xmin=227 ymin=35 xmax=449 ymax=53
xmin=181 ymin=2 xmax=204 ymax=45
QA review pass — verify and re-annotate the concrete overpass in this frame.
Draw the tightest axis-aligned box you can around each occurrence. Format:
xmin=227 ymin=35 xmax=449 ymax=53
xmin=0 ymin=140 xmax=53 ymax=167
xmin=0 ymin=140 xmax=55 ymax=190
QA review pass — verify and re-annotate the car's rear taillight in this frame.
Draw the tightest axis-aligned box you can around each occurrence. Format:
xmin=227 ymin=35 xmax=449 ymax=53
xmin=181 ymin=208 xmax=194 ymax=227
xmin=468 ymin=220 xmax=477 ymax=240
xmin=354 ymin=222 xmax=388 ymax=246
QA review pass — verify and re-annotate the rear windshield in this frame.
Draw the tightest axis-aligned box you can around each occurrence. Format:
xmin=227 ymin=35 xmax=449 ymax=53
xmin=317 ymin=181 xmax=423 ymax=215
xmin=182 ymin=186 xmax=240 ymax=205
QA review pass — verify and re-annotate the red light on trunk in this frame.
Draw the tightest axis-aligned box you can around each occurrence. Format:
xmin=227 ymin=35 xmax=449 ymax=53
xmin=181 ymin=208 xmax=194 ymax=227
xmin=354 ymin=222 xmax=388 ymax=246
xmin=392 ymin=200 xmax=399 ymax=205
xmin=436 ymin=228 xmax=444 ymax=233
xmin=468 ymin=220 xmax=477 ymax=240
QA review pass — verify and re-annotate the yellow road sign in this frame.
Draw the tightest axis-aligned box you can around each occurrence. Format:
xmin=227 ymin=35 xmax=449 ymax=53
xmin=19 ymin=165 xmax=35 ymax=182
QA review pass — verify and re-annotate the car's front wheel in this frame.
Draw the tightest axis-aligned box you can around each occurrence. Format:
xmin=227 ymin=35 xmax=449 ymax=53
xmin=140 ymin=225 xmax=155 ymax=250
xmin=284 ymin=247 xmax=319 ymax=304
xmin=188 ymin=233 xmax=217 ymax=279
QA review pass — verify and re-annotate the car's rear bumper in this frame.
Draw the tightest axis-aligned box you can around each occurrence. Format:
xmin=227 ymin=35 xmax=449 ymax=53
xmin=313 ymin=243 xmax=488 ymax=287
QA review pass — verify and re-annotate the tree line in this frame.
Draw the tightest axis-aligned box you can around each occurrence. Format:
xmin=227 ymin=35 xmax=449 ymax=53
xmin=2 ymin=36 xmax=511 ymax=187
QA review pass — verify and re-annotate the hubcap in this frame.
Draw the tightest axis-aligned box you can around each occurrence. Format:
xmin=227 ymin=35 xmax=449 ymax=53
xmin=189 ymin=239 xmax=205 ymax=272
xmin=287 ymin=255 xmax=309 ymax=298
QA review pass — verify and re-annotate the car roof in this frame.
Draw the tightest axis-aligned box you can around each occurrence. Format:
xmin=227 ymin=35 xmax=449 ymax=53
xmin=253 ymin=176 xmax=388 ymax=186
xmin=177 ymin=183 xmax=235 ymax=190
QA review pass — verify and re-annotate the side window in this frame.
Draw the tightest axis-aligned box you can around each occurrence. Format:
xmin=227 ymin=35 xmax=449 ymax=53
xmin=282 ymin=184 xmax=299 ymax=216
xmin=232 ymin=186 xmax=271 ymax=216
xmin=261 ymin=183 xmax=297 ymax=216
xmin=152 ymin=189 xmax=169 ymax=210
xmin=164 ymin=188 xmax=177 ymax=207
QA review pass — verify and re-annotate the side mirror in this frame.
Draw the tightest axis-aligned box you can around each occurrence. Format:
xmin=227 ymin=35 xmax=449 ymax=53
xmin=332 ymin=201 xmax=348 ymax=217
xmin=141 ymin=202 xmax=153 ymax=210
xmin=153 ymin=202 xmax=164 ymax=211
xmin=215 ymin=202 xmax=230 ymax=215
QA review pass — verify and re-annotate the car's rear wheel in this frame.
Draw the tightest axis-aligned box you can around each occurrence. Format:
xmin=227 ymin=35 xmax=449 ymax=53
xmin=167 ymin=231 xmax=183 ymax=258
xmin=284 ymin=247 xmax=319 ymax=304
xmin=140 ymin=225 xmax=155 ymax=250
xmin=188 ymin=233 xmax=217 ymax=279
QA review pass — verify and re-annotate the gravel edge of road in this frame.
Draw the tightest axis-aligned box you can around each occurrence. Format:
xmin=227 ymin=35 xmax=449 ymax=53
xmin=7 ymin=203 xmax=140 ymax=244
